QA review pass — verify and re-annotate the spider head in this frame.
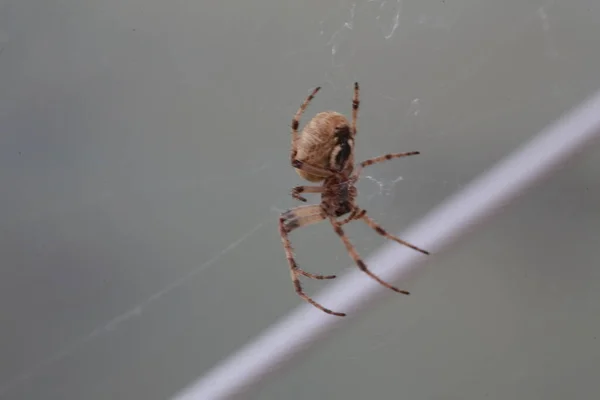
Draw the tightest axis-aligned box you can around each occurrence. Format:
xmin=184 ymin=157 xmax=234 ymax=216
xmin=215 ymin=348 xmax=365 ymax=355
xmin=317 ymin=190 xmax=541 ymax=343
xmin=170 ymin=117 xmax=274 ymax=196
xmin=330 ymin=125 xmax=354 ymax=173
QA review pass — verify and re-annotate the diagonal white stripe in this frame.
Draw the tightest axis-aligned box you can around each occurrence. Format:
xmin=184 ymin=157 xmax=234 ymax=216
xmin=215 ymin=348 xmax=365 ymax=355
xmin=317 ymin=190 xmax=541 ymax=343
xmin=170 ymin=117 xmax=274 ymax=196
xmin=174 ymin=90 xmax=600 ymax=400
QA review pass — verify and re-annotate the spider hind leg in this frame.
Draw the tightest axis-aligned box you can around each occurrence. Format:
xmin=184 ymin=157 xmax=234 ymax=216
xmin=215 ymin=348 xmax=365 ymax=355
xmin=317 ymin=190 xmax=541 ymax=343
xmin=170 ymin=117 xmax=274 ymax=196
xmin=359 ymin=210 xmax=429 ymax=255
xmin=279 ymin=205 xmax=344 ymax=316
xmin=329 ymin=217 xmax=410 ymax=295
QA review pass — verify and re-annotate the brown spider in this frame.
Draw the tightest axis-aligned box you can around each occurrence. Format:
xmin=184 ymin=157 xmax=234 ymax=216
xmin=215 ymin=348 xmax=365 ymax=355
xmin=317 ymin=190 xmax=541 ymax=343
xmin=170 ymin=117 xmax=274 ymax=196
xmin=279 ymin=82 xmax=430 ymax=317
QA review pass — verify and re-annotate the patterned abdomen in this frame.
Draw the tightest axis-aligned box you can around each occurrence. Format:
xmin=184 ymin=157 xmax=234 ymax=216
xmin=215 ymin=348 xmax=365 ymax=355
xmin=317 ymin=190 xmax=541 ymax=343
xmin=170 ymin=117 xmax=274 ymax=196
xmin=294 ymin=112 xmax=354 ymax=182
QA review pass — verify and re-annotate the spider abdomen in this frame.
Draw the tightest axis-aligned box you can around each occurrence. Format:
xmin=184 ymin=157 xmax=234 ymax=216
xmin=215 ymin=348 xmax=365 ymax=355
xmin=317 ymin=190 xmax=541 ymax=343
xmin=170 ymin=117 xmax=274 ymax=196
xmin=294 ymin=111 xmax=354 ymax=182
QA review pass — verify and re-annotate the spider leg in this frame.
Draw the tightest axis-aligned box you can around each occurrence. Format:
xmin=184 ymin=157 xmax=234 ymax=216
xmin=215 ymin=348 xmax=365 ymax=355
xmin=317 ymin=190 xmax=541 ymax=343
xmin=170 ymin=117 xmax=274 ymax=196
xmin=280 ymin=206 xmax=336 ymax=279
xmin=291 ymin=86 xmax=321 ymax=165
xmin=280 ymin=206 xmax=344 ymax=317
xmin=329 ymin=217 xmax=410 ymax=295
xmin=291 ymin=86 xmax=320 ymax=143
xmin=281 ymin=204 xmax=325 ymax=221
xmin=358 ymin=209 xmax=430 ymax=255
xmin=291 ymin=185 xmax=325 ymax=202
xmin=351 ymin=151 xmax=421 ymax=180
xmin=338 ymin=208 xmax=365 ymax=225
xmin=351 ymin=82 xmax=359 ymax=136
xmin=360 ymin=151 xmax=420 ymax=168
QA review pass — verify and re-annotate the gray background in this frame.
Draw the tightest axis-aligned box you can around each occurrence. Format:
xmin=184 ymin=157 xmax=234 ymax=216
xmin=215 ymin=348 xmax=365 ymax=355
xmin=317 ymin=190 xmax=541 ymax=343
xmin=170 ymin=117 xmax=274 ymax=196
xmin=1 ymin=0 xmax=599 ymax=399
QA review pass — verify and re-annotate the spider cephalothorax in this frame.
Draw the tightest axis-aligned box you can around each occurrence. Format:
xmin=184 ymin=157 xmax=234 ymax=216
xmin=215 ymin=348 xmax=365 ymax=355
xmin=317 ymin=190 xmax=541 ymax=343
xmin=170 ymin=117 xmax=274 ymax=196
xmin=279 ymin=82 xmax=429 ymax=317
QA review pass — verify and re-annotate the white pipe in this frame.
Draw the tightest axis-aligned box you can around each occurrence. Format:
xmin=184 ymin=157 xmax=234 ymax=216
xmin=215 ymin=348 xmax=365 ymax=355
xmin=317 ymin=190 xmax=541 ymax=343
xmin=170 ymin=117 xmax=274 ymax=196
xmin=173 ymin=90 xmax=600 ymax=400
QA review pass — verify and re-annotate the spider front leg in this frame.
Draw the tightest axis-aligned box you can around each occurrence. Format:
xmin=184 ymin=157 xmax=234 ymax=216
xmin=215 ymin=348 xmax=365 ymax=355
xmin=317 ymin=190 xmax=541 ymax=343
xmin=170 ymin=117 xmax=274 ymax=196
xmin=351 ymin=151 xmax=421 ymax=180
xmin=291 ymin=86 xmax=320 ymax=144
xmin=279 ymin=205 xmax=345 ymax=317
xmin=351 ymin=81 xmax=359 ymax=135
xmin=291 ymin=185 xmax=324 ymax=202
xmin=360 ymin=151 xmax=421 ymax=168
xmin=329 ymin=217 xmax=411 ymax=295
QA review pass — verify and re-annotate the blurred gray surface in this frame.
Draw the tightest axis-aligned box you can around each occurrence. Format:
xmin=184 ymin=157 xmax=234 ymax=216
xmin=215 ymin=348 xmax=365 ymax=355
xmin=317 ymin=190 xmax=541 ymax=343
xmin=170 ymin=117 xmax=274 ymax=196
xmin=1 ymin=1 xmax=599 ymax=399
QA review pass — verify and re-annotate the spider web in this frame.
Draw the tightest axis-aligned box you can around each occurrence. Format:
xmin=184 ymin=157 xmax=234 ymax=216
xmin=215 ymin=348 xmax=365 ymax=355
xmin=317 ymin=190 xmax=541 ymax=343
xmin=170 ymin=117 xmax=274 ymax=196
xmin=270 ymin=0 xmax=464 ymax=273
xmin=0 ymin=1 xmax=578 ymax=399
xmin=297 ymin=1 xmax=437 ymax=250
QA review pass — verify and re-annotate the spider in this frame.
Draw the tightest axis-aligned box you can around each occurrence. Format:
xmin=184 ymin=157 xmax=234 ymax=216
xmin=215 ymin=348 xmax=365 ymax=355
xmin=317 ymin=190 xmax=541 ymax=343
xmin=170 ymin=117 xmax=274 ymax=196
xmin=279 ymin=82 xmax=430 ymax=317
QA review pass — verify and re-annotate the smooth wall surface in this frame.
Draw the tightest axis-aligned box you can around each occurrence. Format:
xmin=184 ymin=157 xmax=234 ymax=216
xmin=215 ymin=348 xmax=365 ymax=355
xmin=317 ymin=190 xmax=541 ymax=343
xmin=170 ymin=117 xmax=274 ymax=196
xmin=1 ymin=1 xmax=599 ymax=399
